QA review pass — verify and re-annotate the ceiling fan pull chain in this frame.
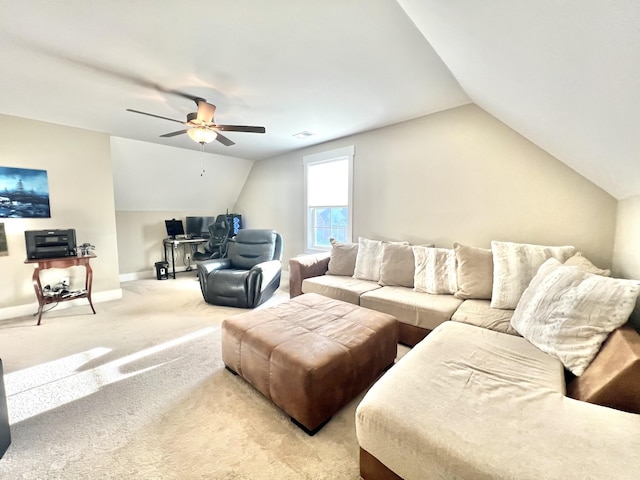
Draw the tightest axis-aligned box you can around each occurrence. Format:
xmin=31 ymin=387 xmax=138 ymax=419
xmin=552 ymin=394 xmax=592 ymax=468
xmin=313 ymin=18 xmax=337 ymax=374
xmin=200 ymin=143 xmax=205 ymax=177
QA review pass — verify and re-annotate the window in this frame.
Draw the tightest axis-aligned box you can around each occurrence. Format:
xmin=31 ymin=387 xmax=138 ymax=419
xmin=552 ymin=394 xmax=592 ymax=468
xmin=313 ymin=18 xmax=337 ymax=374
xmin=303 ymin=146 xmax=354 ymax=252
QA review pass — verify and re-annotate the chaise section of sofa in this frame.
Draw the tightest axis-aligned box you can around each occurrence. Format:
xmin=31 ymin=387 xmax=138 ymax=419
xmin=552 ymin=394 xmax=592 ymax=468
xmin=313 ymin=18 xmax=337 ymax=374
xmin=356 ymin=321 xmax=640 ymax=480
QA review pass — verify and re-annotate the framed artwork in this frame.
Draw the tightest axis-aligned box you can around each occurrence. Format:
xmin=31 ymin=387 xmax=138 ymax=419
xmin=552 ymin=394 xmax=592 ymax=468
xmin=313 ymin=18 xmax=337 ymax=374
xmin=0 ymin=223 xmax=7 ymax=256
xmin=0 ymin=166 xmax=51 ymax=218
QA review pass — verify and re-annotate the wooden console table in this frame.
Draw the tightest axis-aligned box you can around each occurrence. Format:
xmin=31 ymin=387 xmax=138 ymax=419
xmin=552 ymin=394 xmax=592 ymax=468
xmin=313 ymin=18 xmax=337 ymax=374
xmin=24 ymin=254 xmax=96 ymax=325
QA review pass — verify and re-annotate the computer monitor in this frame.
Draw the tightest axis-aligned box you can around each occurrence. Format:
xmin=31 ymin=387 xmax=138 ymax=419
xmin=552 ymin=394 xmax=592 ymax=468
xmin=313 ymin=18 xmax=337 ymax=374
xmin=185 ymin=216 xmax=203 ymax=238
xmin=165 ymin=219 xmax=184 ymax=239
xmin=185 ymin=216 xmax=217 ymax=238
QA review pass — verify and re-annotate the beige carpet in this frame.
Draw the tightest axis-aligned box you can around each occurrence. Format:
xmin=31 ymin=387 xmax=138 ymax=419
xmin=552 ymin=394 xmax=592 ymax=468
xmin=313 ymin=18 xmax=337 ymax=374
xmin=0 ymin=275 xmax=407 ymax=479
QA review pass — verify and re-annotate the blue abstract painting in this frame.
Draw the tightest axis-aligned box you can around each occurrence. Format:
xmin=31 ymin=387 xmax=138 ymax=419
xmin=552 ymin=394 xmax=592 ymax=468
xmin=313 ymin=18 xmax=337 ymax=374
xmin=0 ymin=166 xmax=51 ymax=218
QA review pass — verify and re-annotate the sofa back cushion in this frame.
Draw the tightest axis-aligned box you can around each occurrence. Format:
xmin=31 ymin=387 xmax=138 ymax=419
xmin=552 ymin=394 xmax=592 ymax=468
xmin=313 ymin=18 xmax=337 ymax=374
xmin=413 ymin=246 xmax=457 ymax=295
xmin=490 ymin=241 xmax=575 ymax=309
xmin=379 ymin=243 xmax=416 ymax=287
xmin=453 ymin=243 xmax=493 ymax=300
xmin=353 ymin=238 xmax=409 ymax=282
xmin=564 ymin=252 xmax=611 ymax=276
xmin=353 ymin=237 xmax=385 ymax=281
xmin=511 ymin=258 xmax=640 ymax=376
xmin=327 ymin=238 xmax=358 ymax=276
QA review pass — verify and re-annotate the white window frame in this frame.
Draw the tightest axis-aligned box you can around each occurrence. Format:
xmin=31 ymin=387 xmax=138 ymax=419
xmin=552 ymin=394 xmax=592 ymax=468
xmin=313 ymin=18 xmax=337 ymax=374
xmin=303 ymin=145 xmax=354 ymax=253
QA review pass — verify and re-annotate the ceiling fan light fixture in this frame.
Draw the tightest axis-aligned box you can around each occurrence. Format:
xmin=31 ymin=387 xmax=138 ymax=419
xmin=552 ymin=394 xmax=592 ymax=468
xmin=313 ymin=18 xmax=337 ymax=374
xmin=187 ymin=127 xmax=217 ymax=144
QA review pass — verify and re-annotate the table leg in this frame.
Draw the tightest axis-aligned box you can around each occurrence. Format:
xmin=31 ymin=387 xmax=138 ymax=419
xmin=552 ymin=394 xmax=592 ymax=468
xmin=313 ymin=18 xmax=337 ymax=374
xmin=31 ymin=267 xmax=45 ymax=326
xmin=85 ymin=261 xmax=96 ymax=314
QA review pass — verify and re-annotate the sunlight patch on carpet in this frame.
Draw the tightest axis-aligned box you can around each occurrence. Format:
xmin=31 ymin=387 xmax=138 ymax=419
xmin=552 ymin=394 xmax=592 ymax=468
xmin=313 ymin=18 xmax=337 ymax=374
xmin=5 ymin=327 xmax=216 ymax=424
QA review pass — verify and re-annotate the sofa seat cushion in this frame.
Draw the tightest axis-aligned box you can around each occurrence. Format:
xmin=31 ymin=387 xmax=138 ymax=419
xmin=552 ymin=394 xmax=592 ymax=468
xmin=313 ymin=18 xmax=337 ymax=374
xmin=301 ymin=275 xmax=381 ymax=305
xmin=451 ymin=299 xmax=519 ymax=336
xmin=360 ymin=286 xmax=463 ymax=331
xmin=356 ymin=321 xmax=640 ymax=480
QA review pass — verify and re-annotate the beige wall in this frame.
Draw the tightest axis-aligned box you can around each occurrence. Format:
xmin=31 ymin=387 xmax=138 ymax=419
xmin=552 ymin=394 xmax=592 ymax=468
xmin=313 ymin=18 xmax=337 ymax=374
xmin=116 ymin=210 xmax=227 ymax=276
xmin=235 ymin=104 xmax=617 ymax=270
xmin=612 ymin=194 xmax=640 ymax=329
xmin=0 ymin=114 xmax=121 ymax=317
xmin=111 ymin=137 xmax=254 ymax=276
xmin=612 ymin=194 xmax=640 ymax=279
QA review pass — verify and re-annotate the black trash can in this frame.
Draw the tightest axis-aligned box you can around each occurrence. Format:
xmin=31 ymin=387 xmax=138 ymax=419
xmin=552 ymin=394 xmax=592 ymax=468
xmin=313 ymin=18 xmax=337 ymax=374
xmin=155 ymin=261 xmax=169 ymax=280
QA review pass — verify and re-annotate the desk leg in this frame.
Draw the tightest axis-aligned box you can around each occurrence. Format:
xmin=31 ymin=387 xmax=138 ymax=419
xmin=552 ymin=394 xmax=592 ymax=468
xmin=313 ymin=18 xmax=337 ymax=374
xmin=171 ymin=244 xmax=176 ymax=279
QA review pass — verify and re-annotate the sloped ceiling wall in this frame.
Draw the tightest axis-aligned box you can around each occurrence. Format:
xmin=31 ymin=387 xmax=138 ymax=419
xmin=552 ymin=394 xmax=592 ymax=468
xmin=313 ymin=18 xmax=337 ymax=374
xmin=398 ymin=0 xmax=640 ymax=200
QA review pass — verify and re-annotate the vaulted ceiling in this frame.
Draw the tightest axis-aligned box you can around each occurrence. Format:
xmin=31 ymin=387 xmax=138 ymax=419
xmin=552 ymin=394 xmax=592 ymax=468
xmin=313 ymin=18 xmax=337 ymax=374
xmin=0 ymin=1 xmax=637 ymax=199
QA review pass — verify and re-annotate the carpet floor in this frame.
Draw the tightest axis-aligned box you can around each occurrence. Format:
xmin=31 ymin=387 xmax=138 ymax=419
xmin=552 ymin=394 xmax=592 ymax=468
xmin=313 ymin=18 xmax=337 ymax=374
xmin=0 ymin=275 xmax=406 ymax=479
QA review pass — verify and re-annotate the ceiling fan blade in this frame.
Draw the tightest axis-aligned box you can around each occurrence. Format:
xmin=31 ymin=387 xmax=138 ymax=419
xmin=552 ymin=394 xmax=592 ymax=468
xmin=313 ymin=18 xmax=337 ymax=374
xmin=126 ymin=109 xmax=185 ymax=124
xmin=196 ymin=100 xmax=216 ymax=123
xmin=215 ymin=133 xmax=236 ymax=146
xmin=160 ymin=129 xmax=189 ymax=138
xmin=214 ymin=125 xmax=266 ymax=134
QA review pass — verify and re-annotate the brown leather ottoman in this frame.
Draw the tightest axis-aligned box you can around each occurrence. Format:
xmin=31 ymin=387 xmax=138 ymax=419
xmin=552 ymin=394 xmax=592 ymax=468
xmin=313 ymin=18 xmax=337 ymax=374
xmin=221 ymin=293 xmax=399 ymax=434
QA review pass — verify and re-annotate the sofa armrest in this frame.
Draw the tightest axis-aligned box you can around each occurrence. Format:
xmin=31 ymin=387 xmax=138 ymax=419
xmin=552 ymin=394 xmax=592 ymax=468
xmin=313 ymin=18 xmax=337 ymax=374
xmin=566 ymin=323 xmax=640 ymax=414
xmin=288 ymin=252 xmax=331 ymax=298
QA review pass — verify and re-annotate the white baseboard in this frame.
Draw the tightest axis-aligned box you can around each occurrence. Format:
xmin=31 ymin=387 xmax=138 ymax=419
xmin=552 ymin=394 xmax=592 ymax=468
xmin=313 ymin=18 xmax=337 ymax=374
xmin=119 ymin=270 xmax=155 ymax=282
xmin=119 ymin=265 xmax=195 ymax=283
xmin=119 ymin=266 xmax=289 ymax=286
xmin=0 ymin=288 xmax=123 ymax=322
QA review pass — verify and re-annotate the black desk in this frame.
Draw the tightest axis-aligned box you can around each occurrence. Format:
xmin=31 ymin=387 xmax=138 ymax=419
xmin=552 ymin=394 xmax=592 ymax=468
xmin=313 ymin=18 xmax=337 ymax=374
xmin=163 ymin=238 xmax=206 ymax=279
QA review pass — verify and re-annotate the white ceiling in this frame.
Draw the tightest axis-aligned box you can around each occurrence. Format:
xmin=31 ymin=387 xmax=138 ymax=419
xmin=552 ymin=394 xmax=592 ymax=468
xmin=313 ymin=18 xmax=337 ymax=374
xmin=0 ymin=1 xmax=637 ymax=199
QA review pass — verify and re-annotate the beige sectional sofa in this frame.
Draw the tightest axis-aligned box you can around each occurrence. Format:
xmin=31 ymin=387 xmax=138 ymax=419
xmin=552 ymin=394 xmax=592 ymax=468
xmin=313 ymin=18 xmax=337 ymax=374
xmin=356 ymin=320 xmax=640 ymax=480
xmin=289 ymin=238 xmax=640 ymax=479
xmin=289 ymin=240 xmax=527 ymax=346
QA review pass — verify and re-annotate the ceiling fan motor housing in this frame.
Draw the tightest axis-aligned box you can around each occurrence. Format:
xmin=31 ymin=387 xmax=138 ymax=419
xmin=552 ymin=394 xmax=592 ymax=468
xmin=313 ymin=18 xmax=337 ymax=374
xmin=187 ymin=112 xmax=201 ymax=125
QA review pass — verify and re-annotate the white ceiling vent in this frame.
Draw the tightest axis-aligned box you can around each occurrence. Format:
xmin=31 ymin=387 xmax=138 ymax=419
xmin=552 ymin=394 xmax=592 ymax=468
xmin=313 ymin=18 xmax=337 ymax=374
xmin=293 ymin=131 xmax=316 ymax=139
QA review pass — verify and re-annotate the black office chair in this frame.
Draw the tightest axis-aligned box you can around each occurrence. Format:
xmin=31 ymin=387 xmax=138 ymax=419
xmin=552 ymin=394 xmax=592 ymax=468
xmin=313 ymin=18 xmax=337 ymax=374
xmin=193 ymin=215 xmax=230 ymax=262
xmin=197 ymin=229 xmax=283 ymax=308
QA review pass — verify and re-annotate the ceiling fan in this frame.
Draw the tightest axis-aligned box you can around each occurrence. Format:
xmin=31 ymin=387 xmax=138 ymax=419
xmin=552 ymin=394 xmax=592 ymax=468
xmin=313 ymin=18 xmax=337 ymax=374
xmin=126 ymin=98 xmax=265 ymax=146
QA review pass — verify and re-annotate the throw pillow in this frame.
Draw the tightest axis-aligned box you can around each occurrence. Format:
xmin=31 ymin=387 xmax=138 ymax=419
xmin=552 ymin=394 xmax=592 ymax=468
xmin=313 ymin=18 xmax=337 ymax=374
xmin=326 ymin=238 xmax=358 ymax=276
xmin=453 ymin=243 xmax=493 ymax=300
xmin=511 ymin=258 xmax=640 ymax=376
xmin=490 ymin=241 xmax=576 ymax=309
xmin=413 ymin=246 xmax=457 ymax=295
xmin=379 ymin=243 xmax=417 ymax=287
xmin=353 ymin=237 xmax=386 ymax=282
xmin=564 ymin=252 xmax=611 ymax=277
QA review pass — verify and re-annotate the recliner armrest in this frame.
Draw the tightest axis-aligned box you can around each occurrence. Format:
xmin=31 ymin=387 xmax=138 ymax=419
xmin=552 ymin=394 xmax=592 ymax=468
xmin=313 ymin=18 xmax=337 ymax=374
xmin=250 ymin=260 xmax=282 ymax=286
xmin=197 ymin=258 xmax=232 ymax=277
xmin=288 ymin=253 xmax=331 ymax=298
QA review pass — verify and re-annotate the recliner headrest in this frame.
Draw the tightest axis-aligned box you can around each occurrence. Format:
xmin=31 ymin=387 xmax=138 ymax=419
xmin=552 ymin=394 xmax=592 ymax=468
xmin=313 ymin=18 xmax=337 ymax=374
xmin=229 ymin=229 xmax=277 ymax=269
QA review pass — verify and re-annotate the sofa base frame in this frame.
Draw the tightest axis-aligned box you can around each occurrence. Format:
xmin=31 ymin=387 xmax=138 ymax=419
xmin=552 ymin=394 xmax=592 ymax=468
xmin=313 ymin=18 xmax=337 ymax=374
xmin=360 ymin=448 xmax=403 ymax=480
xmin=399 ymin=323 xmax=431 ymax=347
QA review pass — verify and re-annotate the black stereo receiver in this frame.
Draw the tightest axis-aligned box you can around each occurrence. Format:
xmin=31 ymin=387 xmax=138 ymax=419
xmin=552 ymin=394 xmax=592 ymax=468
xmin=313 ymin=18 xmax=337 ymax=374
xmin=25 ymin=229 xmax=77 ymax=259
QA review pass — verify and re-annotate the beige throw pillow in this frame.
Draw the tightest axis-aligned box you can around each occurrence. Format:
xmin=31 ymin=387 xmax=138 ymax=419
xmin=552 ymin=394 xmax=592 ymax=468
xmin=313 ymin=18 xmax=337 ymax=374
xmin=413 ymin=246 xmax=457 ymax=295
xmin=379 ymin=243 xmax=416 ymax=287
xmin=453 ymin=243 xmax=493 ymax=300
xmin=491 ymin=241 xmax=576 ymax=310
xmin=564 ymin=252 xmax=611 ymax=276
xmin=353 ymin=237 xmax=385 ymax=282
xmin=326 ymin=238 xmax=358 ymax=276
xmin=511 ymin=258 xmax=640 ymax=376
